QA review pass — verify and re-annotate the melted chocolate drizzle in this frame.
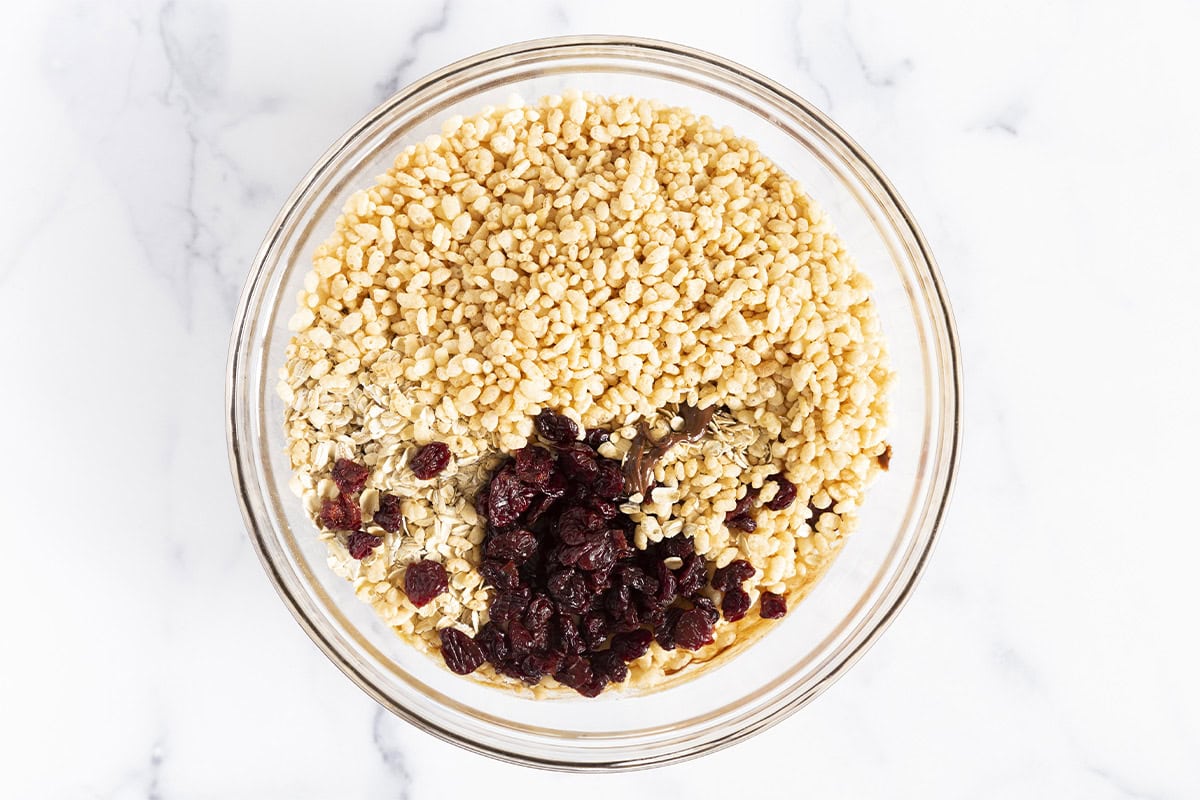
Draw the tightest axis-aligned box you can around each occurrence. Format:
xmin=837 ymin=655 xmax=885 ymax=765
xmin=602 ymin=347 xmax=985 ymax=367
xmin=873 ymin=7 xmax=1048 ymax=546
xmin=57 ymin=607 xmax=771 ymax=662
xmin=621 ymin=404 xmax=715 ymax=497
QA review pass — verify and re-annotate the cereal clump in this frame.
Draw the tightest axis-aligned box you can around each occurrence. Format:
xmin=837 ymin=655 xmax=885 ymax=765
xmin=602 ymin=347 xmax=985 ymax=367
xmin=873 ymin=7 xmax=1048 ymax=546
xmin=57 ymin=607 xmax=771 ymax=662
xmin=279 ymin=92 xmax=891 ymax=693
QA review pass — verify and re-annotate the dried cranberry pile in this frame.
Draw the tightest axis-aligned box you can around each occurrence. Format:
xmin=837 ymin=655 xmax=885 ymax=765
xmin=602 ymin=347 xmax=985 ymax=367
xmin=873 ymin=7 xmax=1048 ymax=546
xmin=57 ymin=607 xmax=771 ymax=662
xmin=320 ymin=451 xmax=453 ymax=610
xmin=437 ymin=409 xmax=785 ymax=696
xmin=318 ymin=420 xmax=794 ymax=695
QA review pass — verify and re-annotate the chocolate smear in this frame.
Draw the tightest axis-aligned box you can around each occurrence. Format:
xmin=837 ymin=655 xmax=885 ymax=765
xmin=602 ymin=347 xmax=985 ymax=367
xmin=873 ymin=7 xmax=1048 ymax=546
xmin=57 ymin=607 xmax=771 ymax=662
xmin=621 ymin=404 xmax=715 ymax=497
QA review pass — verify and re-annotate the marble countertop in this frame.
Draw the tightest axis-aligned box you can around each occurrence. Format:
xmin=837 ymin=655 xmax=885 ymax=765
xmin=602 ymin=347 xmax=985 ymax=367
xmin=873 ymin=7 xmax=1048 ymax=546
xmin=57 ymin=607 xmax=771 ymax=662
xmin=3 ymin=0 xmax=1198 ymax=796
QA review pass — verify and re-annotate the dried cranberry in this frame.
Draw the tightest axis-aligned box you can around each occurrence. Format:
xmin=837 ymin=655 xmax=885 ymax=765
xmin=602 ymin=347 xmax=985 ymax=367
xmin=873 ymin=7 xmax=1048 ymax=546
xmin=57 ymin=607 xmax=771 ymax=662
xmin=760 ymin=591 xmax=788 ymax=619
xmin=610 ymin=629 xmax=654 ymax=661
xmin=631 ymin=585 xmax=662 ymax=614
xmin=319 ymin=493 xmax=361 ymax=531
xmin=555 ymin=542 xmax=586 ymax=567
xmin=593 ymin=461 xmax=626 ymax=499
xmin=403 ymin=559 xmax=448 ymax=607
xmin=535 ymin=409 xmax=580 ymax=444
xmin=655 ymin=607 xmax=684 ymax=651
xmin=488 ymin=590 xmax=530 ymax=627
xmin=721 ymin=588 xmax=751 ymax=622
xmin=557 ymin=442 xmax=599 ymax=481
xmin=604 ymin=584 xmax=631 ymax=621
xmin=589 ymin=649 xmax=628 ymax=684
xmin=476 ymin=622 xmax=510 ymax=663
xmin=556 ymin=506 xmax=605 ymax=545
xmin=331 ymin=458 xmax=370 ymax=494
xmin=583 ymin=428 xmax=611 ymax=449
xmin=514 ymin=444 xmax=556 ymax=487
xmin=584 ymin=568 xmax=613 ymax=595
xmin=610 ymin=529 xmax=634 ymax=562
xmin=553 ymin=654 xmax=594 ymax=692
xmin=373 ymin=493 xmax=404 ymax=533
xmin=691 ymin=595 xmax=719 ymax=626
xmin=675 ymin=554 xmax=708 ymax=597
xmin=640 ymin=606 xmax=668 ymax=629
xmin=673 ymin=608 xmax=715 ymax=651
xmin=548 ymin=569 xmax=588 ymax=613
xmin=521 ymin=652 xmax=562 ymax=682
xmin=479 ymin=559 xmax=520 ymax=591
xmin=587 ymin=496 xmax=619 ymax=520
xmin=653 ymin=560 xmax=678 ymax=606
xmin=528 ymin=623 xmax=552 ymax=652
xmin=410 ymin=442 xmax=451 ymax=479
xmin=508 ymin=620 xmax=537 ymax=655
xmin=615 ymin=564 xmax=651 ymax=593
xmin=439 ymin=628 xmax=485 ymax=675
xmin=712 ymin=559 xmax=755 ymax=592
xmin=524 ymin=594 xmax=555 ymax=630
xmin=508 ymin=662 xmax=549 ymax=683
xmin=657 ymin=535 xmax=695 ymax=560
xmin=578 ymin=537 xmax=616 ymax=573
xmin=551 ymin=614 xmax=584 ymax=655
xmin=765 ymin=475 xmax=798 ymax=511
xmin=541 ymin=471 xmax=568 ymax=499
xmin=562 ymin=480 xmax=593 ymax=506
xmin=581 ymin=611 xmax=610 ymax=650
xmin=495 ymin=660 xmax=530 ymax=683
xmin=486 ymin=466 xmax=533 ymax=529
xmin=727 ymin=514 xmax=758 ymax=533
xmin=613 ymin=605 xmax=641 ymax=633
xmin=346 ymin=531 xmax=382 ymax=560
xmin=726 ymin=487 xmax=759 ymax=521
xmin=486 ymin=528 xmax=538 ymax=562
xmin=525 ymin=494 xmax=558 ymax=524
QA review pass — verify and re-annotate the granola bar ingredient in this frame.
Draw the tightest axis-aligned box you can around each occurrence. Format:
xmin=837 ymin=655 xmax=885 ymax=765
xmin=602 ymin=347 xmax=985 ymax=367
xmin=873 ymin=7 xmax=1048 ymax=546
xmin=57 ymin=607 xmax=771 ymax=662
xmin=346 ymin=531 xmax=383 ymax=560
xmin=410 ymin=442 xmax=452 ymax=480
xmin=759 ymin=591 xmax=788 ymax=619
xmin=404 ymin=559 xmax=449 ymax=607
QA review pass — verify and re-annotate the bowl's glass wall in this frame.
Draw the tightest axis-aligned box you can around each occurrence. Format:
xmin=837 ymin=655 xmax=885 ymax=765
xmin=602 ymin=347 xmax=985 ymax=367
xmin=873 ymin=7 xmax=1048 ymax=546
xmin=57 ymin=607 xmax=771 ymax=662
xmin=229 ymin=38 xmax=958 ymax=770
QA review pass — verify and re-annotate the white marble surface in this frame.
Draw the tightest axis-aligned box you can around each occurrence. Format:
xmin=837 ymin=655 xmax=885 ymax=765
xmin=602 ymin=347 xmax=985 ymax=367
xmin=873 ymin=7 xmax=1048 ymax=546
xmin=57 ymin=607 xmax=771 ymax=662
xmin=2 ymin=0 xmax=1198 ymax=795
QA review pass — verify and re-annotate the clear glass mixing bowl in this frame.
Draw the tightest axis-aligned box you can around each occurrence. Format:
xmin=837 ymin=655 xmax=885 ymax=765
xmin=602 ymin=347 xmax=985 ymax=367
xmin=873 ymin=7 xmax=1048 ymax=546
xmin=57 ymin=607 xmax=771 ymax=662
xmin=226 ymin=36 xmax=961 ymax=770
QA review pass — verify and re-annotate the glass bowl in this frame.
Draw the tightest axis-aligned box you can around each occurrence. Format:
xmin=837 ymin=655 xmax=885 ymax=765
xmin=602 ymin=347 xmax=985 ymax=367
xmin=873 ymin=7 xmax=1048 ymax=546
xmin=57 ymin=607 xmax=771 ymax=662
xmin=226 ymin=36 xmax=961 ymax=771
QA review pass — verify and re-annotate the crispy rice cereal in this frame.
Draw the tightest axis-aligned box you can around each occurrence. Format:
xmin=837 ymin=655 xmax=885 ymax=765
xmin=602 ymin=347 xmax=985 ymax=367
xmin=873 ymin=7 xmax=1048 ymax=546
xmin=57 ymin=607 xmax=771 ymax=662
xmin=278 ymin=92 xmax=891 ymax=694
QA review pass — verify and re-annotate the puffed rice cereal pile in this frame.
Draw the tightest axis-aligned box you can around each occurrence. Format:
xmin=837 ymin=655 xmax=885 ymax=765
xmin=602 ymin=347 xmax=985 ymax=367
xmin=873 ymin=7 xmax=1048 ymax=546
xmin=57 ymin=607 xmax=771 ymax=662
xmin=278 ymin=92 xmax=891 ymax=695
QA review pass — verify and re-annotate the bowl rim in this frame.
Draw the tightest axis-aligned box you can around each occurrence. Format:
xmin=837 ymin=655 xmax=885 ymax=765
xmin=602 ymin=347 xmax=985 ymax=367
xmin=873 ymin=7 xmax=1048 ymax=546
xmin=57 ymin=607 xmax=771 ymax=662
xmin=227 ymin=34 xmax=962 ymax=771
